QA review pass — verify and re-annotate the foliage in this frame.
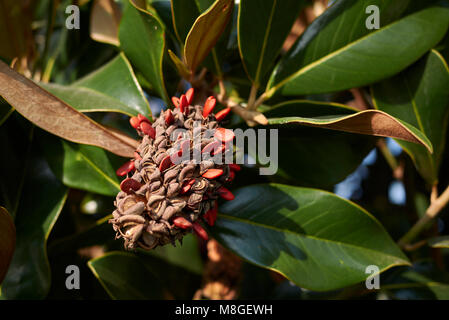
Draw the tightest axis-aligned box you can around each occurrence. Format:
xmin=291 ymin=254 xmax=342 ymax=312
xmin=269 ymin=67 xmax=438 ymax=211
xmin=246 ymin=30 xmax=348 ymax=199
xmin=1 ymin=0 xmax=449 ymax=300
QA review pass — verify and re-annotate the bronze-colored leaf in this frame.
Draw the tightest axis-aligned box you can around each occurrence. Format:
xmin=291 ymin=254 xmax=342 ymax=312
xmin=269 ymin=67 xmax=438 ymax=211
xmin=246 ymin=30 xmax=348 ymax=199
xmin=0 ymin=206 xmax=15 ymax=284
xmin=267 ymin=102 xmax=433 ymax=152
xmin=90 ymin=0 xmax=122 ymax=46
xmin=184 ymin=0 xmax=234 ymax=73
xmin=0 ymin=60 xmax=136 ymax=158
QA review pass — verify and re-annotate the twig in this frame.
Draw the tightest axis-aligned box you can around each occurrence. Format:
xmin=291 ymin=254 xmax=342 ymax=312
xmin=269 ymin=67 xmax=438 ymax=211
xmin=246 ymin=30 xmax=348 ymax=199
xmin=376 ymin=139 xmax=399 ymax=174
xmin=247 ymin=84 xmax=258 ymax=110
xmin=216 ymin=95 xmax=268 ymax=127
xmin=398 ymin=184 xmax=449 ymax=247
xmin=431 ymin=184 xmax=438 ymax=203
xmin=350 ymin=88 xmax=370 ymax=110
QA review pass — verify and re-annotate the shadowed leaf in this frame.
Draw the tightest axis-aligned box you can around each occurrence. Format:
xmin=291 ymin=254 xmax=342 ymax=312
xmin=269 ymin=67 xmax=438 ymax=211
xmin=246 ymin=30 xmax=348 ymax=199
xmin=0 ymin=207 xmax=15 ymax=284
xmin=213 ymin=184 xmax=410 ymax=291
xmin=119 ymin=0 xmax=168 ymax=102
xmin=372 ymin=50 xmax=449 ymax=184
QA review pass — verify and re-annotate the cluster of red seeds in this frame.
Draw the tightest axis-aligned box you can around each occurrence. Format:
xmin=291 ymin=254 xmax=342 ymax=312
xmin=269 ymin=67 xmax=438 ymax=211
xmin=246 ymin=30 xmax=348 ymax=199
xmin=109 ymin=89 xmax=240 ymax=250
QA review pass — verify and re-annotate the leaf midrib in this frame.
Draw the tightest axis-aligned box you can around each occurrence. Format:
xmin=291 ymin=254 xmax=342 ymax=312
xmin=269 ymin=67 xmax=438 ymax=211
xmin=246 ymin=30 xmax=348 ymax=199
xmin=217 ymin=213 xmax=409 ymax=263
xmin=267 ymin=7 xmax=439 ymax=94
xmin=74 ymin=146 xmax=120 ymax=191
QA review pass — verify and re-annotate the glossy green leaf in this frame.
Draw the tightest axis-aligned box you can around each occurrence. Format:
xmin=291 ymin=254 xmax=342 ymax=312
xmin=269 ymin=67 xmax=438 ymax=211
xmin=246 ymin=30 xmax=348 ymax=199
xmin=256 ymin=101 xmax=372 ymax=187
xmin=0 ymin=157 xmax=68 ymax=299
xmin=119 ymin=0 xmax=168 ymax=101
xmin=428 ymin=236 xmax=449 ymax=248
xmin=266 ymin=101 xmax=432 ymax=152
xmin=40 ymin=134 xmax=121 ymax=197
xmin=372 ymin=50 xmax=449 ymax=184
xmin=171 ymin=0 xmax=200 ymax=42
xmin=213 ymin=184 xmax=410 ymax=291
xmin=0 ymin=207 xmax=15 ymax=284
xmin=267 ymin=4 xmax=449 ymax=96
xmin=238 ymin=0 xmax=305 ymax=85
xmin=88 ymin=252 xmax=166 ymax=299
xmin=184 ymin=0 xmax=234 ymax=73
xmin=42 ymin=54 xmax=150 ymax=117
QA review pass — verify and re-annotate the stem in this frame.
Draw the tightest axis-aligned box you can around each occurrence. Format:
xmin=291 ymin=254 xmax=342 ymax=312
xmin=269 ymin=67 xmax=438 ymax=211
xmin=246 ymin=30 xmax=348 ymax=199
xmin=398 ymin=184 xmax=449 ymax=247
xmin=253 ymin=92 xmax=267 ymax=109
xmin=431 ymin=184 xmax=438 ymax=203
xmin=376 ymin=139 xmax=399 ymax=172
xmin=247 ymin=84 xmax=258 ymax=110
xmin=350 ymin=88 xmax=370 ymax=110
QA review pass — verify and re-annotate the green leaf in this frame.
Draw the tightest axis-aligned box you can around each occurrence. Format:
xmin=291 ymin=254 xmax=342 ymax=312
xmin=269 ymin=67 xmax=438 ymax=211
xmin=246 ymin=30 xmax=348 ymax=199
xmin=383 ymin=269 xmax=449 ymax=300
xmin=119 ymin=0 xmax=168 ymax=102
xmin=213 ymin=184 xmax=410 ymax=291
xmin=88 ymin=252 xmax=166 ymax=300
xmin=267 ymin=4 xmax=449 ymax=96
xmin=372 ymin=50 xmax=449 ymax=184
xmin=428 ymin=236 xmax=449 ymax=248
xmin=0 ymin=207 xmax=15 ymax=284
xmin=168 ymin=49 xmax=191 ymax=78
xmin=140 ymin=233 xmax=203 ymax=275
xmin=0 ymin=157 xmax=68 ymax=299
xmin=238 ymin=0 xmax=305 ymax=85
xmin=40 ymin=134 xmax=121 ymax=197
xmin=171 ymin=0 xmax=201 ymax=42
xmin=257 ymin=101 xmax=372 ymax=188
xmin=184 ymin=0 xmax=234 ymax=73
xmin=265 ymin=100 xmax=432 ymax=152
xmin=42 ymin=54 xmax=150 ymax=117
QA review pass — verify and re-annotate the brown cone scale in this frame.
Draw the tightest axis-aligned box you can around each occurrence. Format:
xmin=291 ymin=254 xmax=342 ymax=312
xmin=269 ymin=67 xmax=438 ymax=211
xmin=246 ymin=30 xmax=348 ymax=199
xmin=110 ymin=90 xmax=236 ymax=250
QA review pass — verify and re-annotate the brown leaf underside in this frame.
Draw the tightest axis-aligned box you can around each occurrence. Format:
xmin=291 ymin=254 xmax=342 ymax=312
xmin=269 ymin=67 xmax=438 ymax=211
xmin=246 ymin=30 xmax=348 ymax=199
xmin=272 ymin=110 xmax=431 ymax=152
xmin=0 ymin=60 xmax=136 ymax=158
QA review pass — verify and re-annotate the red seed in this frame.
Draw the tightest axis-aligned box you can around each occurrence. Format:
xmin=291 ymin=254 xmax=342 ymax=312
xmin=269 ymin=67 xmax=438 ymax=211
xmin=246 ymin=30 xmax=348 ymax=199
xmin=202 ymin=168 xmax=224 ymax=179
xmin=214 ymin=127 xmax=235 ymax=143
xmin=172 ymin=96 xmax=180 ymax=108
xmin=159 ymin=155 xmax=173 ymax=172
xmin=215 ymin=107 xmax=231 ymax=121
xmin=137 ymin=114 xmax=150 ymax=124
xmin=217 ymin=186 xmax=234 ymax=200
xmin=229 ymin=164 xmax=241 ymax=172
xmin=165 ymin=109 xmax=174 ymax=125
xmin=120 ymin=178 xmax=142 ymax=193
xmin=180 ymin=179 xmax=195 ymax=194
xmin=212 ymin=144 xmax=225 ymax=156
xmin=192 ymin=222 xmax=209 ymax=241
xmin=186 ymin=88 xmax=194 ymax=105
xmin=134 ymin=151 xmax=142 ymax=160
xmin=173 ymin=216 xmax=192 ymax=229
xmin=116 ymin=160 xmax=135 ymax=176
xmin=179 ymin=94 xmax=188 ymax=113
xmin=202 ymin=96 xmax=216 ymax=117
xmin=129 ymin=116 xmax=140 ymax=129
xmin=140 ymin=121 xmax=156 ymax=139
xmin=201 ymin=140 xmax=220 ymax=154
xmin=204 ymin=202 xmax=218 ymax=226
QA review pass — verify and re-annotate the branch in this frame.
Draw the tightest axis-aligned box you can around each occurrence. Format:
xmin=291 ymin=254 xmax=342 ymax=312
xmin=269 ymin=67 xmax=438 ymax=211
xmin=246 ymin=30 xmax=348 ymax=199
xmin=398 ymin=184 xmax=449 ymax=247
